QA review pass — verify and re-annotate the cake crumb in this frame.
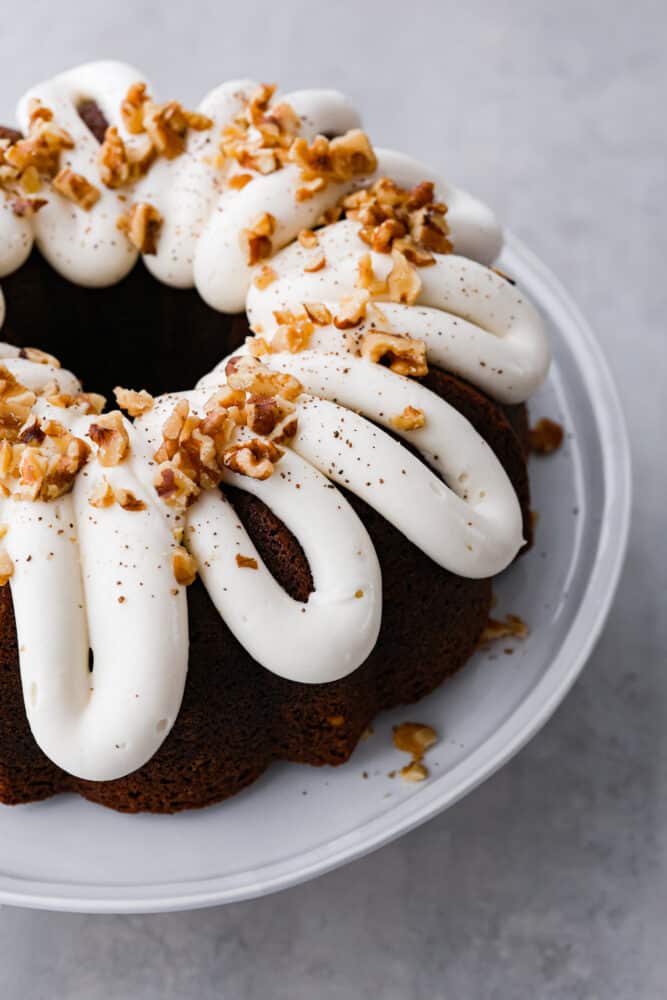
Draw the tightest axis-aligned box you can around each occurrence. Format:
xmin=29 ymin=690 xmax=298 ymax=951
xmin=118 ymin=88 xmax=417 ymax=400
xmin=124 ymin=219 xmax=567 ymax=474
xmin=478 ymin=614 xmax=528 ymax=647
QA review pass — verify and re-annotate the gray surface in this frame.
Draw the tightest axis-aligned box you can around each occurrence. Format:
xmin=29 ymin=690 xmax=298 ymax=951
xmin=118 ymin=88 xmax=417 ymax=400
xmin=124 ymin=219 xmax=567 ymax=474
xmin=0 ymin=0 xmax=664 ymax=996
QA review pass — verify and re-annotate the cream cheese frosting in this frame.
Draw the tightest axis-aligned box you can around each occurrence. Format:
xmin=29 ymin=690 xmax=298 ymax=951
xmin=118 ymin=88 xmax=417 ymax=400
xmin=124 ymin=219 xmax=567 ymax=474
xmin=0 ymin=60 xmax=502 ymax=311
xmin=0 ymin=62 xmax=551 ymax=785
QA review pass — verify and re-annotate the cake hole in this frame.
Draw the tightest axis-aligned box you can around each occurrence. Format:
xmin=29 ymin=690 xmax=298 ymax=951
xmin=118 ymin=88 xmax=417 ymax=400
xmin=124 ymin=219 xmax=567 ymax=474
xmin=29 ymin=681 xmax=38 ymax=707
xmin=88 ymin=648 xmax=94 ymax=673
xmin=156 ymin=718 xmax=169 ymax=733
xmin=76 ymin=99 xmax=109 ymax=143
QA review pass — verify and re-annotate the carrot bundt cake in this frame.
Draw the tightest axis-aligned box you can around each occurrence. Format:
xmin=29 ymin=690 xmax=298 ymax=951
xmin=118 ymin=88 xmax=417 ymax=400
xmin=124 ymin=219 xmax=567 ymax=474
xmin=0 ymin=62 xmax=550 ymax=812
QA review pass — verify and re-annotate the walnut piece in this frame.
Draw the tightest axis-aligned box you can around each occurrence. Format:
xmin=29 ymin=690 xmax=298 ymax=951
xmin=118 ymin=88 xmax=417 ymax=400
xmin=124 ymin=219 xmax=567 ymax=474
xmin=222 ymin=437 xmax=282 ymax=480
xmin=117 ymin=202 xmax=163 ymax=255
xmin=113 ymin=386 xmax=154 ymax=417
xmin=154 ymin=461 xmax=200 ymax=511
xmin=400 ymin=761 xmax=429 ymax=782
xmin=393 ymin=722 xmax=438 ymax=757
xmin=390 ymin=406 xmax=425 ymax=431
xmin=235 ymin=553 xmax=259 ymax=570
xmin=360 ymin=331 xmax=428 ymax=377
xmin=89 ymin=477 xmax=115 ymax=509
xmin=225 ymin=355 xmax=303 ymax=401
xmin=253 ymin=265 xmax=277 ymax=289
xmin=342 ymin=177 xmax=452 ymax=263
xmin=333 ymin=291 xmax=369 ymax=330
xmin=172 ymin=545 xmax=198 ymax=586
xmin=386 ymin=249 xmax=422 ymax=305
xmin=240 ymin=212 xmax=276 ymax=266
xmin=52 ymin=168 xmax=100 ymax=211
xmin=88 ymin=411 xmax=130 ymax=467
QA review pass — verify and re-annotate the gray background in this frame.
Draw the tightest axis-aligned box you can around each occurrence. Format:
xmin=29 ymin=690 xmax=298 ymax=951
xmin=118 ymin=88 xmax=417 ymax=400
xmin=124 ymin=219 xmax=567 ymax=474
xmin=1 ymin=0 xmax=664 ymax=996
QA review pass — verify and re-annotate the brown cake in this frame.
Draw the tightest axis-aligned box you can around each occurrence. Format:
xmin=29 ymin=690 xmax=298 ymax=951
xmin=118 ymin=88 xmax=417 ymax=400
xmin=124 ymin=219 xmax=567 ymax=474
xmin=0 ymin=62 xmax=550 ymax=812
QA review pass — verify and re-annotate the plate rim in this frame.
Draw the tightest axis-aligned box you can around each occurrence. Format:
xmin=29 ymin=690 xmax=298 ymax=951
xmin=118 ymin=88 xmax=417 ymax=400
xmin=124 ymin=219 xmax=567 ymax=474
xmin=0 ymin=232 xmax=632 ymax=913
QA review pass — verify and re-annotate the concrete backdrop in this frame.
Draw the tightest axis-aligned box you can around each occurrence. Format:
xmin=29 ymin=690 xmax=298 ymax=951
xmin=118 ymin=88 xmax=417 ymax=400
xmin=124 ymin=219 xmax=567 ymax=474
xmin=0 ymin=0 xmax=664 ymax=996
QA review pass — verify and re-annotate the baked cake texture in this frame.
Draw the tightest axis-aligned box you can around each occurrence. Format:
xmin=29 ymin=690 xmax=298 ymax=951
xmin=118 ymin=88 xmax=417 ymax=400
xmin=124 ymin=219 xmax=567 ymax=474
xmin=0 ymin=62 xmax=549 ymax=812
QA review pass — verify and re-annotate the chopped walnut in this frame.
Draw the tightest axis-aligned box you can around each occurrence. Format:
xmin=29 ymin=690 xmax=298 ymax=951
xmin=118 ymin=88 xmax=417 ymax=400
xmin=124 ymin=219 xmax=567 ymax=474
xmin=0 ymin=417 xmax=90 ymax=501
xmin=121 ymin=83 xmax=150 ymax=134
xmin=0 ymin=365 xmax=36 ymax=441
xmin=303 ymin=301 xmax=333 ymax=326
xmin=245 ymin=394 xmax=296 ymax=437
xmin=390 ymin=406 xmax=425 ymax=431
xmin=392 ymin=721 xmax=437 ymax=783
xmin=393 ymin=722 xmax=438 ymax=757
xmin=253 ymin=265 xmax=277 ymax=289
xmin=2 ymin=103 xmax=74 ymax=184
xmin=400 ymin=761 xmax=429 ymax=782
xmin=229 ymin=172 xmax=253 ymax=190
xmin=387 ymin=249 xmax=422 ymax=305
xmin=270 ymin=309 xmax=314 ymax=353
xmin=154 ymin=461 xmax=200 ymax=511
xmin=219 ymin=84 xmax=300 ymax=177
xmin=97 ymin=126 xmax=131 ymax=188
xmin=18 ymin=346 xmax=60 ymax=368
xmin=478 ymin=614 xmax=529 ymax=646
xmin=240 ymin=212 xmax=276 ymax=266
xmin=172 ymin=545 xmax=198 ymax=586
xmin=225 ymin=355 xmax=303 ymax=401
xmin=360 ymin=331 xmax=428 ymax=377
xmin=117 ymin=201 xmax=163 ymax=254
xmin=113 ymin=386 xmax=154 ymax=417
xmin=222 ymin=437 xmax=282 ymax=481
xmin=46 ymin=391 xmax=106 ymax=415
xmin=303 ymin=253 xmax=326 ymax=273
xmin=236 ymin=553 xmax=259 ymax=570
xmin=0 ymin=549 xmax=13 ymax=587
xmin=298 ymin=229 xmax=319 ymax=249
xmin=530 ymin=418 xmax=564 ymax=455
xmin=333 ymin=291 xmax=369 ymax=330
xmin=356 ymin=253 xmax=388 ymax=295
xmin=342 ymin=177 xmax=451 ymax=263
xmin=115 ymin=487 xmax=147 ymax=512
xmin=290 ymin=129 xmax=377 ymax=199
xmin=89 ymin=477 xmax=115 ymax=509
xmin=88 ymin=411 xmax=130 ymax=467
xmin=52 ymin=168 xmax=100 ymax=211
xmin=246 ymin=336 xmax=272 ymax=358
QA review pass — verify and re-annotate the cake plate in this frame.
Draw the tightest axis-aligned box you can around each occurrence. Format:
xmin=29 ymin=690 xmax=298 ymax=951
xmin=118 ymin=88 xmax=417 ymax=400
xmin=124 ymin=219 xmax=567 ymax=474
xmin=0 ymin=233 xmax=631 ymax=913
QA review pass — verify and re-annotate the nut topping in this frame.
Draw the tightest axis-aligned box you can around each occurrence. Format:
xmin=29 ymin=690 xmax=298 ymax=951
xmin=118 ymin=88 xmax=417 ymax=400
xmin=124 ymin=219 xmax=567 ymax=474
xmin=240 ymin=212 xmax=276 ymax=266
xmin=390 ymin=406 xmax=426 ymax=431
xmin=114 ymin=386 xmax=155 ymax=417
xmin=222 ymin=437 xmax=282 ymax=481
xmin=52 ymin=168 xmax=100 ymax=211
xmin=172 ymin=545 xmax=198 ymax=586
xmin=117 ymin=201 xmax=163 ymax=254
xmin=88 ymin=411 xmax=130 ymax=467
xmin=360 ymin=331 xmax=428 ymax=377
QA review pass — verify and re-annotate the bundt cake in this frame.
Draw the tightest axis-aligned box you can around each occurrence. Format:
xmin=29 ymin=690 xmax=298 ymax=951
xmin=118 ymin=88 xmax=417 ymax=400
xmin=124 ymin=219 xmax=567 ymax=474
xmin=0 ymin=62 xmax=550 ymax=812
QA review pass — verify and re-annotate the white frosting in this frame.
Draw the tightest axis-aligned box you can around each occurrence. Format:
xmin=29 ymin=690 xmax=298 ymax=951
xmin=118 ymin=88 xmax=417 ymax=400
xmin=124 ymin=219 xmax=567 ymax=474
xmin=0 ymin=60 xmax=502 ymax=312
xmin=0 ymin=354 xmax=189 ymax=782
xmin=137 ymin=390 xmax=382 ymax=684
xmin=0 ymin=63 xmax=549 ymax=785
xmin=246 ymin=220 xmax=549 ymax=404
